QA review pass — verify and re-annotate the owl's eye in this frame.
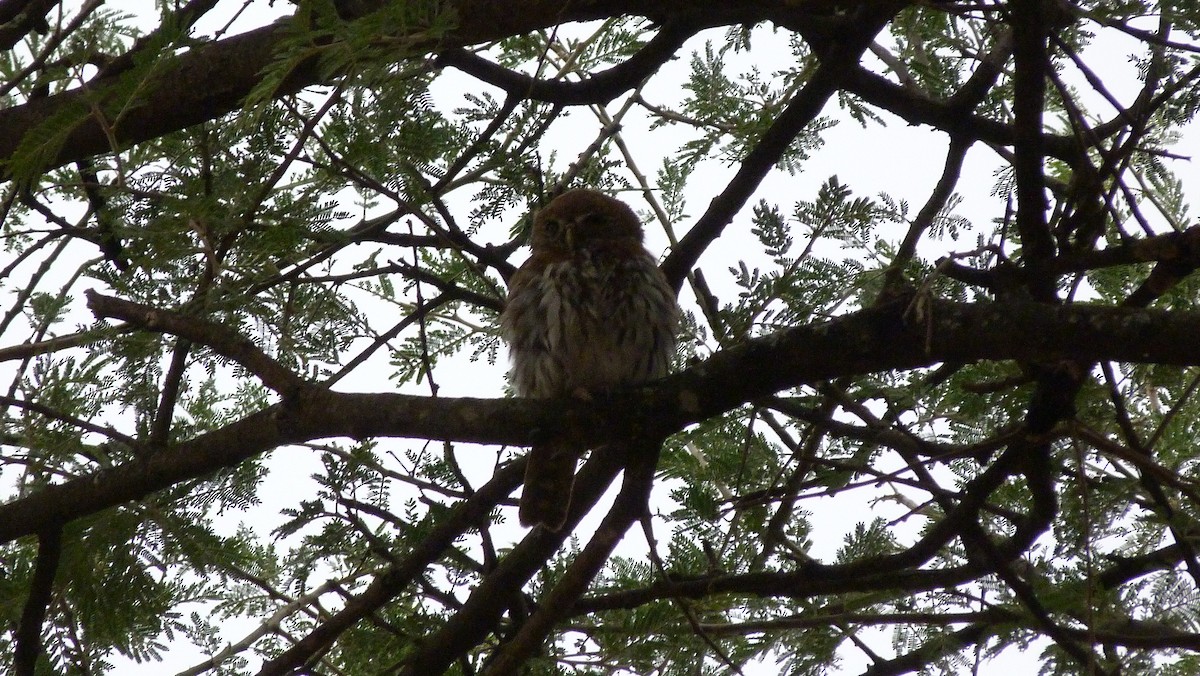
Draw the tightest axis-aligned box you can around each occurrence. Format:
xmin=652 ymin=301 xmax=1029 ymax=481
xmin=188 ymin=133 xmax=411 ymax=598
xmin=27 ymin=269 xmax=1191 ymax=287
xmin=541 ymin=218 xmax=563 ymax=240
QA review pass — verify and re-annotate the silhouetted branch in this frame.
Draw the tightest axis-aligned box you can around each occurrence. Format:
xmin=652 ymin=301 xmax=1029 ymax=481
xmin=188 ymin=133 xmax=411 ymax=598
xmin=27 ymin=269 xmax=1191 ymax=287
xmin=482 ymin=439 xmax=665 ymax=674
xmin=4 ymin=297 xmax=1200 ymax=544
xmin=0 ymin=0 xmax=884 ymax=179
xmin=14 ymin=527 xmax=62 ymax=676
xmin=259 ymin=458 xmax=530 ymax=675
xmin=85 ymin=291 xmax=306 ymax=396
xmin=1010 ymin=0 xmax=1056 ymax=301
xmin=661 ymin=6 xmax=899 ymax=290
xmin=437 ymin=19 xmax=697 ymax=105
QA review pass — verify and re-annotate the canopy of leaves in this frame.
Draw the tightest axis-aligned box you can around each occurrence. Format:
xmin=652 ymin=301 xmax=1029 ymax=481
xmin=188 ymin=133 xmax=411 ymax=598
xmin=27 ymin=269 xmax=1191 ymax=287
xmin=1 ymin=1 xmax=1199 ymax=674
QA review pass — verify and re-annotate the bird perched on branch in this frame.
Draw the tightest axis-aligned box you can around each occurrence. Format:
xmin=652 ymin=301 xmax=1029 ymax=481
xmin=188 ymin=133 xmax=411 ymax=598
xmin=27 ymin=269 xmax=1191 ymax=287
xmin=500 ymin=189 xmax=679 ymax=530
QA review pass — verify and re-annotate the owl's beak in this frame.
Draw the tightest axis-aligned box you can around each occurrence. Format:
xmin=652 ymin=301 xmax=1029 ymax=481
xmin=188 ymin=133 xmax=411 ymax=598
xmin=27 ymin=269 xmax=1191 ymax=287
xmin=564 ymin=221 xmax=576 ymax=250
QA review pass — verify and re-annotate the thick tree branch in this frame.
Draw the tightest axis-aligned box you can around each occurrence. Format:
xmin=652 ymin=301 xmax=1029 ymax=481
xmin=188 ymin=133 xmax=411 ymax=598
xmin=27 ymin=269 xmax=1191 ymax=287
xmin=577 ymin=558 xmax=987 ymax=615
xmin=861 ymin=623 xmax=993 ymax=676
xmin=0 ymin=0 xmax=870 ymax=179
xmin=3 ymin=298 xmax=1200 ymax=543
xmin=1010 ymin=0 xmax=1056 ymax=300
xmin=14 ymin=526 xmax=61 ymax=676
xmin=0 ymin=0 xmax=58 ymax=51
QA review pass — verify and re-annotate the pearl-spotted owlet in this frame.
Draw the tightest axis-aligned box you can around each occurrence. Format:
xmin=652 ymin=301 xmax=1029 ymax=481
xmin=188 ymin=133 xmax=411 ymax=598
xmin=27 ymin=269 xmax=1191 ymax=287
xmin=500 ymin=189 xmax=679 ymax=530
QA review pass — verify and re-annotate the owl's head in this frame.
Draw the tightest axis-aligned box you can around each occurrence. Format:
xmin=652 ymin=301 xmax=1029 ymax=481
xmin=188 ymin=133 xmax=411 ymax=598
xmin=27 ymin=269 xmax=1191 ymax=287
xmin=531 ymin=189 xmax=644 ymax=253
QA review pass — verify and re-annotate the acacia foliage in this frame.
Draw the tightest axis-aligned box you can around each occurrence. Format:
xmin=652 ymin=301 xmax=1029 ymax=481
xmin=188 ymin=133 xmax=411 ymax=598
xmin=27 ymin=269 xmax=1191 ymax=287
xmin=1 ymin=1 xmax=1200 ymax=674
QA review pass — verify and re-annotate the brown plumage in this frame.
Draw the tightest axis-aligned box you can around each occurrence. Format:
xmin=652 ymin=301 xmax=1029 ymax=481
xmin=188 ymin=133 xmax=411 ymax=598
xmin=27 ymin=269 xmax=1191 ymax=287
xmin=500 ymin=189 xmax=679 ymax=530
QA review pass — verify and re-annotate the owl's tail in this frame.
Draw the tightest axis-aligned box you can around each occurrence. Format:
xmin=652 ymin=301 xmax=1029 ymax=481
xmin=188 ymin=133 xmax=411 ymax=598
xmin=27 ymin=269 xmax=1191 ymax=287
xmin=519 ymin=441 xmax=579 ymax=531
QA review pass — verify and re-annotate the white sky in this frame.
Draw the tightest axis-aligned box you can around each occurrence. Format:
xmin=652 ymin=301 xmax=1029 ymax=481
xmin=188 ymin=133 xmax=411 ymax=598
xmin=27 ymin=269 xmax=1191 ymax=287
xmin=8 ymin=2 xmax=1197 ymax=674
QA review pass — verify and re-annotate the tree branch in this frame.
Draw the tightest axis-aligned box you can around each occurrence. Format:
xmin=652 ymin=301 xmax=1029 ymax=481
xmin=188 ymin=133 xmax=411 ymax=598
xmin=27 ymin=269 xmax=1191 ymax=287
xmin=84 ymin=291 xmax=306 ymax=396
xmin=482 ymin=438 xmax=664 ymax=674
xmin=14 ymin=526 xmax=62 ymax=676
xmin=389 ymin=443 xmax=634 ymax=676
xmin=1010 ymin=0 xmax=1057 ymax=300
xmin=841 ymin=65 xmax=1086 ymax=164
xmin=258 ymin=457 xmax=529 ymax=675
xmin=661 ymin=4 xmax=902 ymax=290
xmin=0 ymin=0 xmax=869 ymax=179
xmin=436 ymin=18 xmax=697 ymax=105
xmin=9 ymin=298 xmax=1200 ymax=543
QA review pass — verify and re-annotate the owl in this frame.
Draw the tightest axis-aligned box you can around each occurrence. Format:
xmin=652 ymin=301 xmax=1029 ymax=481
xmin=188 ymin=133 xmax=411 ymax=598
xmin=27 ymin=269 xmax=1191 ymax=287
xmin=500 ymin=189 xmax=679 ymax=530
